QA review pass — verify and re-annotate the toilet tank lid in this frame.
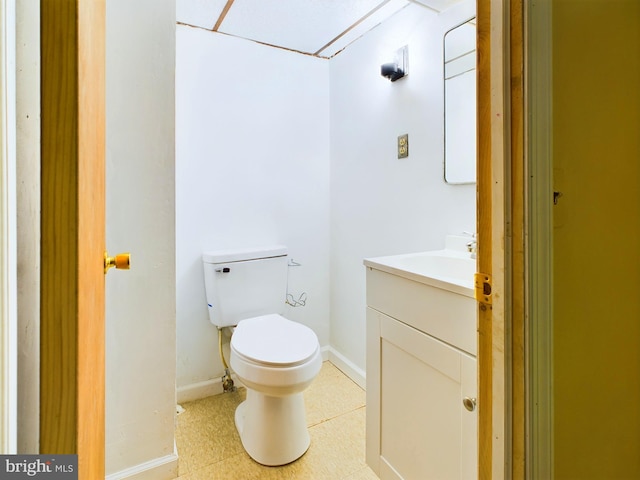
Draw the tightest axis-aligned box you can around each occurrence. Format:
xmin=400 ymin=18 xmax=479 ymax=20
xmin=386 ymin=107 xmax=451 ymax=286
xmin=202 ymin=245 xmax=287 ymax=264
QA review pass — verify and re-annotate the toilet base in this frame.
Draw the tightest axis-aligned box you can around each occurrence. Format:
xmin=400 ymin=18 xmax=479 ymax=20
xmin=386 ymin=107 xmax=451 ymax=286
xmin=235 ymin=389 xmax=311 ymax=466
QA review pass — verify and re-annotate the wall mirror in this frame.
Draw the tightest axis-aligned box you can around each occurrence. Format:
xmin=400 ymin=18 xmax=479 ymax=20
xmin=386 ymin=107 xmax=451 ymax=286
xmin=444 ymin=18 xmax=477 ymax=184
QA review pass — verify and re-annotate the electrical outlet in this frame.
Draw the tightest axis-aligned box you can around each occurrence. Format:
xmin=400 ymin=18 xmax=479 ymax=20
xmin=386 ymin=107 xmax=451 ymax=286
xmin=398 ymin=134 xmax=409 ymax=158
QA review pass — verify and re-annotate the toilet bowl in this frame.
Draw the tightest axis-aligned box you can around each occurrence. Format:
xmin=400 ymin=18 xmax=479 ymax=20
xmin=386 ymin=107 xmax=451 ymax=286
xmin=230 ymin=314 xmax=322 ymax=466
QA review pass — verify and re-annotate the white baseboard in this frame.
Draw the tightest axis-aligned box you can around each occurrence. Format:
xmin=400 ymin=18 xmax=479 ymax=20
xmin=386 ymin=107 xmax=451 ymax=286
xmin=178 ymin=346 xmax=332 ymax=404
xmin=177 ymin=345 xmax=363 ymax=404
xmin=177 ymin=370 xmax=248 ymax=403
xmin=177 ymin=377 xmax=224 ymax=403
xmin=319 ymin=344 xmax=330 ymax=362
xmin=105 ymin=452 xmax=178 ymax=480
xmin=326 ymin=346 xmax=366 ymax=390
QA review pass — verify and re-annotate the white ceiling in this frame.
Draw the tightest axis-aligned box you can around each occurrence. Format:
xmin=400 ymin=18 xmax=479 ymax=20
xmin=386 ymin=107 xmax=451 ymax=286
xmin=176 ymin=0 xmax=465 ymax=58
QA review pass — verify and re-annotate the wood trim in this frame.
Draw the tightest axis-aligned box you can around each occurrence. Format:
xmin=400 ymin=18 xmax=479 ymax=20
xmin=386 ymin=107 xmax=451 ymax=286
xmin=476 ymin=0 xmax=493 ymax=477
xmin=488 ymin=0 xmax=507 ymax=471
xmin=40 ymin=0 xmax=105 ymax=476
xmin=40 ymin=0 xmax=79 ymax=453
xmin=478 ymin=0 xmax=517 ymax=478
xmin=213 ymin=0 xmax=234 ymax=31
xmin=509 ymin=0 xmax=526 ymax=478
xmin=77 ymin=1 xmax=106 ymax=475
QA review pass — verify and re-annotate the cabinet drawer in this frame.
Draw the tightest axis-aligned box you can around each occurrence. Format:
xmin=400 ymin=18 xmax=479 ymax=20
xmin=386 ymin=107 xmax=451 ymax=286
xmin=366 ymin=267 xmax=476 ymax=355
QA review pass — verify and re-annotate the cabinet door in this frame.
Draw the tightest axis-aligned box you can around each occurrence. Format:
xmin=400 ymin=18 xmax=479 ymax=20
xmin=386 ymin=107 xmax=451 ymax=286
xmin=366 ymin=308 xmax=477 ymax=480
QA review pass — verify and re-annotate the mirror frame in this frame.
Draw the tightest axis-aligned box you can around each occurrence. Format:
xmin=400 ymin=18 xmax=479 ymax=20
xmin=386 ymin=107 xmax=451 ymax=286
xmin=443 ymin=17 xmax=477 ymax=185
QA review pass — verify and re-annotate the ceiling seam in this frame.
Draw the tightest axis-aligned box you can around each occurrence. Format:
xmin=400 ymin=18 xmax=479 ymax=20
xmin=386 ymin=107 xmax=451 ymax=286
xmin=406 ymin=0 xmax=439 ymax=13
xmin=178 ymin=0 xmax=442 ymax=59
xmin=176 ymin=23 xmax=330 ymax=59
xmin=313 ymin=0 xmax=395 ymax=56
xmin=214 ymin=31 xmax=329 ymax=59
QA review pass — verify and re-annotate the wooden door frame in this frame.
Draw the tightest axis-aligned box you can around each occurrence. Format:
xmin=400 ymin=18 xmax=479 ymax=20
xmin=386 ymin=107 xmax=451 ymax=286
xmin=39 ymin=0 xmax=105 ymax=476
xmin=477 ymin=0 xmax=526 ymax=478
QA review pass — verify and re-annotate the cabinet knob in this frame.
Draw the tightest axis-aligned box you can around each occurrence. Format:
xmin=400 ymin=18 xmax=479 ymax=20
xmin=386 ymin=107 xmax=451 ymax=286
xmin=463 ymin=396 xmax=477 ymax=412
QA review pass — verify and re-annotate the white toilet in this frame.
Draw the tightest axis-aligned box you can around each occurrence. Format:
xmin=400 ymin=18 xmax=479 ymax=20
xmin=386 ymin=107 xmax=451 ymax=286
xmin=202 ymin=246 xmax=322 ymax=466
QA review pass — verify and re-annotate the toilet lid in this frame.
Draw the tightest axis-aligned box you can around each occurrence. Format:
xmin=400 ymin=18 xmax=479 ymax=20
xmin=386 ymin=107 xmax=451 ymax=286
xmin=231 ymin=314 xmax=319 ymax=367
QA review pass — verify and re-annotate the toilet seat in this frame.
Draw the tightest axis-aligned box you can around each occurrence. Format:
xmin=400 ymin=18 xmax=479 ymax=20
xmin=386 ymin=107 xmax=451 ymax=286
xmin=232 ymin=314 xmax=318 ymax=367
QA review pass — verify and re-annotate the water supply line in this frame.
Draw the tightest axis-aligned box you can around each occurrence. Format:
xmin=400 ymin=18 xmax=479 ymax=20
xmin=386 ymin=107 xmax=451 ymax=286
xmin=218 ymin=327 xmax=236 ymax=393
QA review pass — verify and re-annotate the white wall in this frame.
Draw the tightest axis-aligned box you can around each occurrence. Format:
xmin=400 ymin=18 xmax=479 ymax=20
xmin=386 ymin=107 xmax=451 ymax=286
xmin=175 ymin=26 xmax=331 ymax=400
xmin=105 ymin=1 xmax=177 ymax=478
xmin=329 ymin=2 xmax=476 ymax=372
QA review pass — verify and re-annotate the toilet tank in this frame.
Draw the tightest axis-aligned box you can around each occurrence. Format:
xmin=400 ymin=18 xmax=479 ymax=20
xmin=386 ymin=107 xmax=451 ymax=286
xmin=202 ymin=245 xmax=288 ymax=328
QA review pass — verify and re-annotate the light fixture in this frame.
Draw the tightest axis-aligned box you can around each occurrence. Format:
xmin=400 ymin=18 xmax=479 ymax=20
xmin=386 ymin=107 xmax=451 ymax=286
xmin=381 ymin=45 xmax=409 ymax=82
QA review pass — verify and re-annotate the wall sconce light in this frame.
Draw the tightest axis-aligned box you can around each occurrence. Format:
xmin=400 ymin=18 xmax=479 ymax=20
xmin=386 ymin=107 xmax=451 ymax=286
xmin=381 ymin=45 xmax=409 ymax=82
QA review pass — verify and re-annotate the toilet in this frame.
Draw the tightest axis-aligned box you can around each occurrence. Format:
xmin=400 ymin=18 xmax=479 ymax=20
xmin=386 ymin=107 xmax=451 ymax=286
xmin=202 ymin=246 xmax=322 ymax=466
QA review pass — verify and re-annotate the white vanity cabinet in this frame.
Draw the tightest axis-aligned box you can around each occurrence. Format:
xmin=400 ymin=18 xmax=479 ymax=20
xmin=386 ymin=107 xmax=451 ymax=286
xmin=364 ymin=256 xmax=477 ymax=480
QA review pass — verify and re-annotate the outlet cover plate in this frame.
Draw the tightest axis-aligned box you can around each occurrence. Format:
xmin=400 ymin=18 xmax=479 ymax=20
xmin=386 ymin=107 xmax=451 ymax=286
xmin=398 ymin=134 xmax=409 ymax=158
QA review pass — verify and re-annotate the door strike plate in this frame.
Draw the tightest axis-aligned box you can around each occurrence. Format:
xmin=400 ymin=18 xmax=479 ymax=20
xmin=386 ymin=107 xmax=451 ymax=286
xmin=474 ymin=273 xmax=492 ymax=305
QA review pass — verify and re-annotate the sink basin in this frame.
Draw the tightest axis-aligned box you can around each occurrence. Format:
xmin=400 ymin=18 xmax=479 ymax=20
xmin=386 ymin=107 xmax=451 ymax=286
xmin=363 ymin=249 xmax=475 ymax=297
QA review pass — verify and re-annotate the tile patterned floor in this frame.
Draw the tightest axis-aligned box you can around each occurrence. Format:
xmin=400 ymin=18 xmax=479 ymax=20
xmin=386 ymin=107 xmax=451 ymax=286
xmin=175 ymin=361 xmax=378 ymax=479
